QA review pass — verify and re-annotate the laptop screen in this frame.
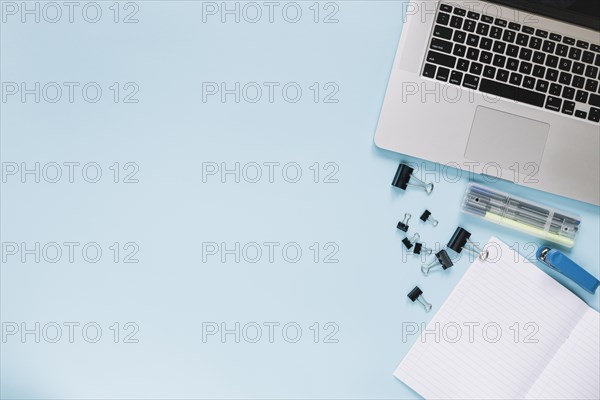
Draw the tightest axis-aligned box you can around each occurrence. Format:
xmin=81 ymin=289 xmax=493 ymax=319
xmin=486 ymin=0 xmax=600 ymax=31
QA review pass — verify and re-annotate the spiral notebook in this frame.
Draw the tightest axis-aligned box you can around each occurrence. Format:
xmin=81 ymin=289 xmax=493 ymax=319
xmin=395 ymin=237 xmax=600 ymax=400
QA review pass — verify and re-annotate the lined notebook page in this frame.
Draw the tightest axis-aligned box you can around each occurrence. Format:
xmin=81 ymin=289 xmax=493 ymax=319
xmin=394 ymin=237 xmax=598 ymax=400
xmin=525 ymin=308 xmax=600 ymax=399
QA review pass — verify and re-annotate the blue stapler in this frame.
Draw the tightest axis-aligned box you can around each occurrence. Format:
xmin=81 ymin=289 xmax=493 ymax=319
xmin=537 ymin=247 xmax=600 ymax=294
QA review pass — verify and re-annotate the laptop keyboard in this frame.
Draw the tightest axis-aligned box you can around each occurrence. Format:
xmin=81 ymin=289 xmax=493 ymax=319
xmin=422 ymin=3 xmax=600 ymax=123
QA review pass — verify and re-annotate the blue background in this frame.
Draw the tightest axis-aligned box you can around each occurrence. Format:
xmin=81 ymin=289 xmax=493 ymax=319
xmin=1 ymin=1 xmax=598 ymax=398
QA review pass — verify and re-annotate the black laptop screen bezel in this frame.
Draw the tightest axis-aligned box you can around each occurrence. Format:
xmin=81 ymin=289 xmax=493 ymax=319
xmin=484 ymin=0 xmax=600 ymax=31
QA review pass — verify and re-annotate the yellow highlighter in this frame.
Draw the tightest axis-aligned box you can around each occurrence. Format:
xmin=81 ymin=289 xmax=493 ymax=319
xmin=462 ymin=184 xmax=580 ymax=248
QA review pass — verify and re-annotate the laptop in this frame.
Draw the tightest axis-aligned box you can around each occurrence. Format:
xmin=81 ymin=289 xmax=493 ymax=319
xmin=375 ymin=0 xmax=600 ymax=205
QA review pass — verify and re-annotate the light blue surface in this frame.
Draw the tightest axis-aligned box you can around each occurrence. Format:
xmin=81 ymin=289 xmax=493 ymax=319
xmin=1 ymin=1 xmax=599 ymax=398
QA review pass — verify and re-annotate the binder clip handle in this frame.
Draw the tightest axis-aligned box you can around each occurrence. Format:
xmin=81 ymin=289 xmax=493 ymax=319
xmin=408 ymin=286 xmax=432 ymax=312
xmin=537 ymin=247 xmax=600 ymax=294
xmin=421 ymin=250 xmax=454 ymax=276
xmin=448 ymin=227 xmax=489 ymax=261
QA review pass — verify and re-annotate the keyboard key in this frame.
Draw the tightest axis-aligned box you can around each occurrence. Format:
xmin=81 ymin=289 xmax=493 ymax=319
xmin=573 ymin=76 xmax=585 ymax=88
xmin=480 ymin=51 xmax=493 ymax=64
xmin=533 ymin=65 xmax=546 ymax=78
xmin=440 ymin=4 xmax=452 ymax=12
xmin=433 ymin=25 xmax=453 ymax=40
xmin=576 ymin=90 xmax=588 ymax=103
xmin=510 ymin=72 xmax=523 ymax=86
xmin=496 ymin=69 xmax=510 ymax=82
xmin=549 ymin=33 xmax=562 ymax=42
xmin=507 ymin=58 xmax=519 ymax=71
xmin=450 ymin=16 xmax=463 ymax=29
xmin=480 ymin=37 xmax=493 ymax=51
xmin=493 ymin=41 xmax=507 ymax=54
xmin=589 ymin=93 xmax=600 ymax=108
xmin=506 ymin=45 xmax=519 ymax=57
xmin=470 ymin=62 xmax=483 ymax=75
xmin=596 ymin=54 xmax=600 ymax=67
xmin=464 ymin=19 xmax=477 ymax=32
xmin=569 ymin=47 xmax=582 ymax=60
xmin=436 ymin=66 xmax=451 ymax=82
xmin=522 ymin=26 xmax=534 ymax=34
xmin=543 ymin=40 xmax=555 ymax=53
xmin=483 ymin=65 xmax=496 ymax=78
xmin=576 ymin=40 xmax=589 ymax=49
xmin=536 ymin=29 xmax=548 ymax=38
xmin=546 ymin=69 xmax=559 ymax=82
xmin=467 ymin=11 xmax=480 ymax=20
xmin=479 ymin=78 xmax=545 ymax=107
xmin=591 ymin=44 xmax=600 ymax=53
xmin=467 ymin=34 xmax=480 ymax=47
xmin=545 ymin=96 xmax=562 ymax=111
xmin=431 ymin=37 xmax=453 ymax=53
xmin=582 ymin=51 xmax=595 ymax=64
xmin=462 ymin=74 xmax=480 ymax=89
xmin=519 ymin=62 xmax=533 ymax=75
xmin=549 ymin=83 xmax=562 ymax=96
xmin=467 ymin=48 xmax=480 ymax=60
xmin=508 ymin=22 xmax=521 ymax=31
xmin=558 ymin=58 xmax=572 ymax=71
xmin=556 ymin=44 xmax=568 ymax=57
xmin=423 ymin=63 xmax=437 ymax=78
xmin=529 ymin=37 xmax=542 ymax=50
xmin=453 ymin=7 xmax=466 ymax=16
xmin=575 ymin=110 xmax=587 ymax=119
xmin=562 ymin=87 xmax=575 ymax=100
xmin=589 ymin=107 xmax=600 ymax=122
xmin=495 ymin=18 xmax=507 ymax=27
xmin=562 ymin=100 xmax=575 ymax=115
xmin=490 ymin=27 xmax=503 ymax=39
xmin=572 ymin=62 xmax=585 ymax=75
xmin=519 ymin=48 xmax=532 ymax=61
xmin=586 ymin=79 xmax=599 ymax=93
xmin=426 ymin=50 xmax=457 ymax=68
xmin=477 ymin=22 xmax=490 ymax=36
xmin=536 ymin=79 xmax=549 ymax=93
xmin=533 ymin=51 xmax=546 ymax=64
xmin=559 ymin=72 xmax=572 ymax=85
xmin=503 ymin=30 xmax=516 ymax=43
xmin=453 ymin=30 xmax=466 ymax=44
xmin=493 ymin=54 xmax=507 ymax=68
xmin=545 ymin=55 xmax=559 ymax=68
xmin=450 ymin=70 xmax=463 ymax=85
xmin=523 ymin=76 xmax=536 ymax=89
xmin=563 ymin=36 xmax=575 ymax=45
xmin=516 ymin=33 xmax=529 ymax=46
xmin=453 ymin=44 xmax=466 ymax=57
xmin=437 ymin=12 xmax=450 ymax=25
xmin=482 ymin=15 xmax=493 ymax=23
xmin=457 ymin=59 xmax=470 ymax=71
xmin=585 ymin=65 xmax=598 ymax=79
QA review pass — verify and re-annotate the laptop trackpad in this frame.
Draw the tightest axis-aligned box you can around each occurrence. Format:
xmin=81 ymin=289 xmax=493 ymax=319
xmin=465 ymin=106 xmax=550 ymax=173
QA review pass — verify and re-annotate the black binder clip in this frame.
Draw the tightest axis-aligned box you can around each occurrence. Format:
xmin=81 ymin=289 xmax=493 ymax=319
xmin=408 ymin=243 xmax=433 ymax=256
xmin=396 ymin=213 xmax=412 ymax=232
xmin=402 ymin=233 xmax=420 ymax=250
xmin=448 ymin=227 xmax=488 ymax=260
xmin=421 ymin=250 xmax=454 ymax=276
xmin=392 ymin=163 xmax=434 ymax=194
xmin=408 ymin=286 xmax=432 ymax=312
xmin=420 ymin=210 xmax=439 ymax=227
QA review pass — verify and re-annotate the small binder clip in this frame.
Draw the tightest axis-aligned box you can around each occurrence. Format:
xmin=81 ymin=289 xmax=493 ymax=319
xmin=392 ymin=163 xmax=434 ymax=194
xmin=421 ymin=250 xmax=454 ymax=276
xmin=420 ymin=210 xmax=439 ymax=227
xmin=408 ymin=286 xmax=432 ymax=312
xmin=397 ymin=213 xmax=412 ymax=232
xmin=448 ymin=227 xmax=488 ymax=260
xmin=402 ymin=233 xmax=420 ymax=250
xmin=537 ymin=247 xmax=600 ymax=294
xmin=409 ymin=243 xmax=433 ymax=256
